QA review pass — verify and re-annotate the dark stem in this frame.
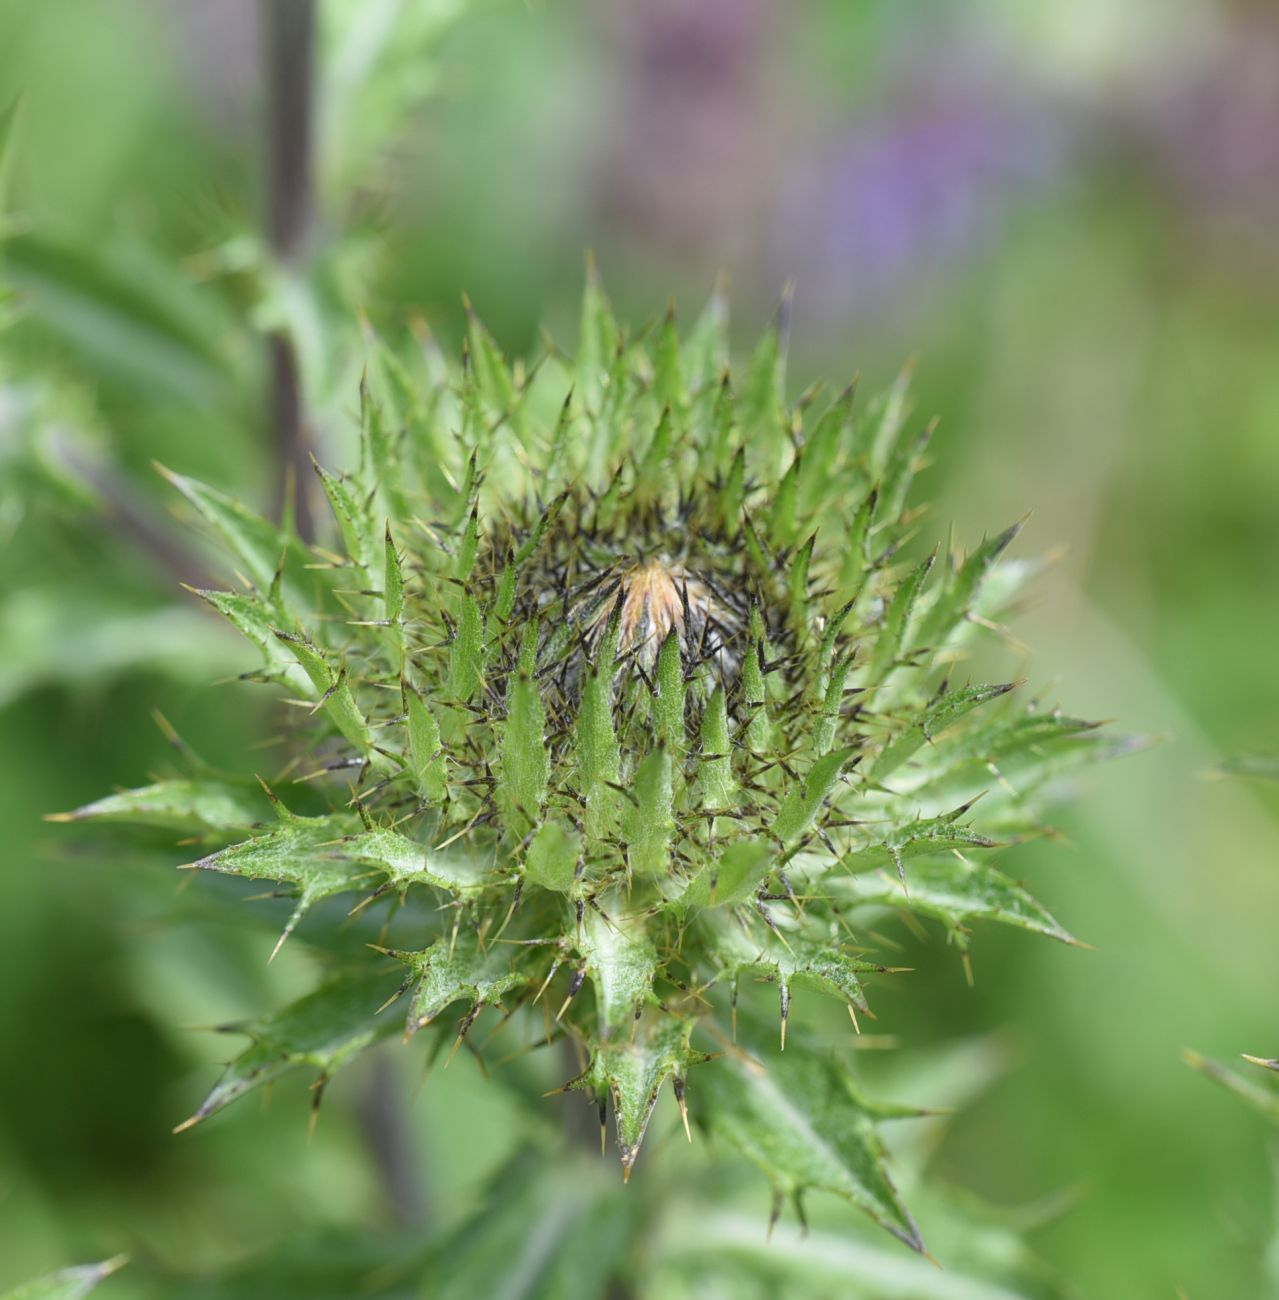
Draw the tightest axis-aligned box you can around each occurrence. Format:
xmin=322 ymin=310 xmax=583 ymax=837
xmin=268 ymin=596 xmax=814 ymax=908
xmin=263 ymin=0 xmax=316 ymax=541
xmin=357 ymin=1052 xmax=429 ymax=1228
xmin=558 ymin=1035 xmax=605 ymax=1155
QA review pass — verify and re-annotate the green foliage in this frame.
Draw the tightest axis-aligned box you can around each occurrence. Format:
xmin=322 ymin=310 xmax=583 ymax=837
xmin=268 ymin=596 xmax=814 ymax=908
xmin=1 ymin=1258 xmax=126 ymax=1300
xmin=61 ymin=278 xmax=1118 ymax=1256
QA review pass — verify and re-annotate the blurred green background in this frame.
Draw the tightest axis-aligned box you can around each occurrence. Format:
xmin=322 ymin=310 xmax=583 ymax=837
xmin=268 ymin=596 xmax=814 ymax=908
xmin=2 ymin=1 xmax=1279 ymax=1297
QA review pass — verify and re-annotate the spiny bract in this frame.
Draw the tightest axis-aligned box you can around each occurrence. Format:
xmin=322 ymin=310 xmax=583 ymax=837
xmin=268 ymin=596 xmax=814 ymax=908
xmin=59 ymin=274 xmax=1122 ymax=1251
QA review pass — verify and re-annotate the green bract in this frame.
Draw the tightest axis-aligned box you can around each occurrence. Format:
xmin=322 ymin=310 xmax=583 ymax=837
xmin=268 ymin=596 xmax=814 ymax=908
xmin=60 ymin=275 xmax=1121 ymax=1250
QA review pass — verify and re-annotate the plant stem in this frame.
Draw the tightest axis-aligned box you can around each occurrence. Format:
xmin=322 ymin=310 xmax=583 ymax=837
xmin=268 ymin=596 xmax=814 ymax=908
xmin=263 ymin=0 xmax=316 ymax=541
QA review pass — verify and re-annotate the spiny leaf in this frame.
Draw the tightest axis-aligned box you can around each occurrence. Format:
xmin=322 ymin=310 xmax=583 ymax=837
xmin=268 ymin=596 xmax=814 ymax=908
xmin=841 ymin=804 xmax=997 ymax=881
xmin=699 ymin=1034 xmax=924 ymax=1251
xmin=175 ymin=971 xmax=402 ymax=1131
xmin=501 ymin=665 xmax=549 ymax=834
xmin=387 ymin=929 xmax=530 ymax=1035
xmin=654 ymin=630 xmax=687 ymax=754
xmin=698 ymin=684 xmax=736 ymax=813
xmin=625 ymin=745 xmax=675 ymax=877
xmin=273 ymin=631 xmax=377 ymax=757
xmin=405 ymin=690 xmax=447 ymax=804
xmin=157 ymin=466 xmax=296 ymax=596
xmin=447 ymin=593 xmax=484 ymax=703
xmin=868 ymin=549 xmax=936 ymax=685
xmin=679 ymin=838 xmax=776 ymax=911
xmin=773 ymin=747 xmax=856 ymax=844
xmin=383 ymin=525 xmax=405 ymax=627
xmin=870 ymin=682 xmax=1018 ymax=783
xmin=916 ymin=521 xmax=1023 ymax=654
xmin=314 ymin=458 xmax=378 ymax=573
xmin=570 ymin=1015 xmax=710 ymax=1175
xmin=189 ymin=588 xmax=311 ymax=692
xmin=711 ymin=919 xmax=883 ymax=1024
xmin=577 ymin=904 xmax=660 ymax=1040
xmin=837 ymin=856 xmax=1075 ymax=949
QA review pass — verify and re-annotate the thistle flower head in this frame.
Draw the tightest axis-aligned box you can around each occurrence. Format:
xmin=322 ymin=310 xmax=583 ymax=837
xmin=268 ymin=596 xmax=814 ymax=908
xmin=60 ymin=275 xmax=1123 ymax=1249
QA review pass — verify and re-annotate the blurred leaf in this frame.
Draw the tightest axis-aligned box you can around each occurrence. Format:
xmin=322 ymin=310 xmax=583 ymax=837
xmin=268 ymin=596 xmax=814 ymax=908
xmin=48 ymin=778 xmax=266 ymax=836
xmin=425 ymin=1147 xmax=633 ymax=1300
xmin=0 ymin=589 xmax=237 ymax=708
xmin=654 ymin=1211 xmax=1036 ymax=1300
xmin=1185 ymin=1050 xmax=1279 ymax=1126
xmin=6 ymin=232 xmax=240 ymax=402
xmin=1217 ymin=754 xmax=1279 ymax=782
xmin=1 ymin=1258 xmax=127 ymax=1300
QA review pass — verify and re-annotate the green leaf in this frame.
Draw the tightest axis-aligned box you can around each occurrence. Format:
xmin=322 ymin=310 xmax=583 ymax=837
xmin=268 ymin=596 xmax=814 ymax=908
xmin=654 ymin=629 xmax=687 ymax=753
xmin=49 ymin=778 xmax=265 ymax=836
xmin=570 ymin=1015 xmax=710 ymax=1174
xmin=773 ymin=747 xmax=856 ymax=844
xmin=314 ymin=459 xmax=378 ymax=573
xmin=699 ymin=1035 xmax=923 ymax=1250
xmin=740 ymin=311 xmax=786 ymax=455
xmin=711 ymin=919 xmax=884 ymax=1025
xmin=576 ymin=659 xmax=621 ymax=836
xmin=191 ymin=813 xmax=369 ymax=953
xmin=339 ymin=826 xmax=485 ymax=893
xmin=698 ymin=684 xmax=736 ymax=812
xmin=916 ymin=522 xmax=1023 ymax=653
xmin=838 ymin=856 xmax=1075 ymax=948
xmin=524 ymin=819 xmax=581 ymax=894
xmin=841 ymin=804 xmax=997 ymax=882
xmin=500 ymin=667 xmax=549 ymax=833
xmin=870 ymin=682 xmax=1018 ymax=783
xmin=447 ymin=594 xmax=484 ymax=703
xmin=273 ymin=631 xmax=376 ymax=756
xmin=625 ymin=745 xmax=675 ymax=877
xmin=466 ymin=298 xmax=522 ymax=431
xmin=798 ymin=382 xmax=857 ymax=516
xmin=8 ymin=232 xmax=238 ymax=402
xmin=577 ymin=905 xmax=660 ymax=1040
xmin=679 ymin=838 xmax=776 ymax=911
xmin=388 ymin=928 xmax=530 ymax=1035
xmin=189 ymin=588 xmax=311 ymax=692
xmin=655 ymin=1211 xmax=1036 ymax=1300
xmin=157 ymin=467 xmax=294 ymax=596
xmin=175 ymin=972 xmax=402 ymax=1131
xmin=1 ymin=1259 xmax=127 ymax=1300
xmin=405 ymin=690 xmax=447 ymax=804
xmin=869 ymin=550 xmax=936 ymax=684
xmin=813 ymin=653 xmax=854 ymax=756
xmin=876 ymin=421 xmax=934 ymax=528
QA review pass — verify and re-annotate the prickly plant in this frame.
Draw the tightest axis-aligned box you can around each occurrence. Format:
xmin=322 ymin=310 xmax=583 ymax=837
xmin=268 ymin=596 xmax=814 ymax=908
xmin=56 ymin=274 xmax=1120 ymax=1253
